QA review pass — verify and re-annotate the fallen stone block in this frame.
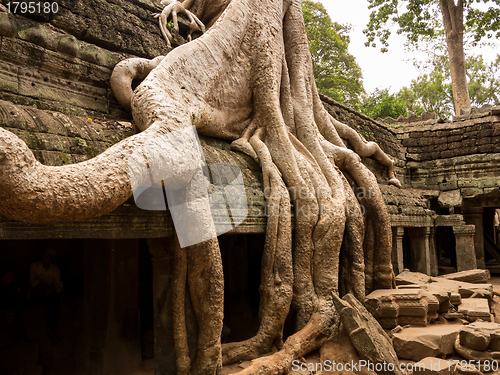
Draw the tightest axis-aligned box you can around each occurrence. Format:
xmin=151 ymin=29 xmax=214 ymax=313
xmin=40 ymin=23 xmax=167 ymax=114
xmin=425 ymin=288 xmax=451 ymax=313
xmin=455 ymin=334 xmax=500 ymax=363
xmin=398 ymin=284 xmax=424 ymax=290
xmin=414 ymin=357 xmax=482 ymax=375
xmin=458 ymin=298 xmax=491 ymax=322
xmin=459 ymin=321 xmax=500 ymax=351
xmin=450 ymin=293 xmax=462 ymax=305
xmin=442 ymin=312 xmax=465 ymax=320
xmin=440 ymin=269 xmax=491 ymax=284
xmin=458 ymin=284 xmax=493 ymax=299
xmin=319 ymin=331 xmax=377 ymax=375
xmin=425 ymin=279 xmax=461 ymax=299
xmin=333 ymin=293 xmax=402 ymax=375
xmin=396 ymin=270 xmax=432 ymax=286
xmin=392 ymin=324 xmax=463 ymax=361
xmin=426 ymin=279 xmax=494 ymax=307
xmin=460 ymin=328 xmax=491 ymax=351
xmin=365 ymin=288 xmax=439 ymax=329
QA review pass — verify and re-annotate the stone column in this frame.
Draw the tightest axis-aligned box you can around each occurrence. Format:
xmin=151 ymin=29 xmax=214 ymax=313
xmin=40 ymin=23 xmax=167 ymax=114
xmin=79 ymin=239 xmax=142 ymax=375
xmin=148 ymin=238 xmax=198 ymax=375
xmin=392 ymin=227 xmax=405 ymax=275
xmin=407 ymin=227 xmax=432 ymax=275
xmin=464 ymin=206 xmax=485 ymax=269
xmin=453 ymin=225 xmax=477 ymax=272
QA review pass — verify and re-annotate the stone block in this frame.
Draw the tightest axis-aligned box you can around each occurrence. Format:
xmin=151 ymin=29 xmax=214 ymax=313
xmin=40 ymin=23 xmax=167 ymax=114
xmin=459 ymin=321 xmax=500 ymax=351
xmin=450 ymin=293 xmax=462 ymax=305
xmin=392 ymin=324 xmax=463 ymax=361
xmin=478 ymin=144 xmax=495 ymax=153
xmin=458 ymin=284 xmax=493 ymax=299
xmin=448 ymin=135 xmax=462 ymax=142
xmin=396 ymin=270 xmax=432 ymax=286
xmin=442 ymin=312 xmax=464 ymax=320
xmin=461 ymin=188 xmax=484 ymax=198
xmin=438 ymin=190 xmax=462 ymax=208
xmin=458 ymin=298 xmax=491 ymax=322
xmin=440 ymin=150 xmax=456 ymax=159
xmin=333 ymin=293 xmax=402 ymax=375
xmin=460 ymin=327 xmax=490 ymax=351
xmin=440 ymin=269 xmax=490 ymax=284
xmin=439 ymin=181 xmax=459 ymax=191
xmin=426 ymin=289 xmax=451 ymax=313
xmin=365 ymin=288 xmax=439 ymax=329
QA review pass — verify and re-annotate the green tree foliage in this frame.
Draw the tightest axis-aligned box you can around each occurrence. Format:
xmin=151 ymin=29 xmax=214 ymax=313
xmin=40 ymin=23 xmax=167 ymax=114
xmin=363 ymin=0 xmax=500 ymax=115
xmin=467 ymin=54 xmax=500 ymax=106
xmin=302 ymin=1 xmax=364 ymax=108
xmin=364 ymin=0 xmax=500 ymax=52
xmin=399 ymin=55 xmax=455 ymax=118
xmin=397 ymin=53 xmax=500 ymax=118
xmin=359 ymin=88 xmax=408 ymax=119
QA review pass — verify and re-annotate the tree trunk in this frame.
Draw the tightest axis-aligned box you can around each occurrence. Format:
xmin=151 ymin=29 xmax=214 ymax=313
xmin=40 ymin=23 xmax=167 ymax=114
xmin=0 ymin=0 xmax=401 ymax=373
xmin=440 ymin=0 xmax=471 ymax=115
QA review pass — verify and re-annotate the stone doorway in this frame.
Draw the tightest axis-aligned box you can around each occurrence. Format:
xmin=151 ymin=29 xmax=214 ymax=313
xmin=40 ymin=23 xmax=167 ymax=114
xmin=436 ymin=226 xmax=457 ymax=274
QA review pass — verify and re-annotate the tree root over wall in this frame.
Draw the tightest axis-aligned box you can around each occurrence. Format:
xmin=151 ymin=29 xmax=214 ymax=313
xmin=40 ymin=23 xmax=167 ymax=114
xmin=0 ymin=0 xmax=400 ymax=374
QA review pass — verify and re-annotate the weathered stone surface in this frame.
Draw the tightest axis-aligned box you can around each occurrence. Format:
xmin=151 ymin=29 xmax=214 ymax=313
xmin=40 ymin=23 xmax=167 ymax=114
xmin=414 ymin=357 xmax=482 ymax=375
xmin=424 ymin=278 xmax=492 ymax=304
xmin=450 ymin=293 xmax=462 ymax=305
xmin=454 ymin=335 xmax=500 ymax=362
xmin=427 ymin=288 xmax=451 ymax=313
xmin=333 ymin=293 xmax=402 ymax=375
xmin=365 ymin=288 xmax=439 ymax=329
xmin=453 ymin=226 xmax=478 ymax=272
xmin=458 ymin=321 xmax=500 ymax=352
xmin=396 ymin=270 xmax=432 ymax=286
xmin=442 ymin=312 xmax=465 ymax=320
xmin=458 ymin=299 xmax=491 ymax=322
xmin=458 ymin=284 xmax=493 ymax=300
xmin=392 ymin=324 xmax=463 ymax=361
xmin=460 ymin=327 xmax=491 ymax=351
xmin=318 ymin=331 xmax=378 ymax=375
xmin=441 ymin=269 xmax=491 ymax=284
xmin=438 ymin=190 xmax=462 ymax=208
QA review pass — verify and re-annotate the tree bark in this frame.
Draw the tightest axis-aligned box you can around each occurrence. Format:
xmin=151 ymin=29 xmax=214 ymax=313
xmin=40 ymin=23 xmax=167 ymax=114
xmin=0 ymin=0 xmax=401 ymax=373
xmin=440 ymin=0 xmax=471 ymax=115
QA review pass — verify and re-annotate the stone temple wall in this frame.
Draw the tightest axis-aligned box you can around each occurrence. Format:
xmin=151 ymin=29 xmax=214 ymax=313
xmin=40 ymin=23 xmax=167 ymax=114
xmin=0 ymin=0 xmax=169 ymax=119
xmin=395 ymin=111 xmax=500 ymax=199
xmin=1 ymin=0 xmax=499 ymax=274
xmin=0 ymin=0 xmax=428 ymax=226
xmin=1 ymin=3 xmax=499 ymax=373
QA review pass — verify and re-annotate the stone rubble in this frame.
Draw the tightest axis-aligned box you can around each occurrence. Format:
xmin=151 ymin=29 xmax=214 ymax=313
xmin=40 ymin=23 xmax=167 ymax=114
xmin=333 ymin=293 xmax=403 ymax=375
xmin=366 ymin=269 xmax=500 ymax=374
xmin=458 ymin=321 xmax=500 ymax=351
xmin=458 ymin=299 xmax=492 ymax=322
xmin=365 ymin=289 xmax=439 ymax=329
xmin=392 ymin=324 xmax=463 ymax=361
xmin=440 ymin=269 xmax=491 ymax=284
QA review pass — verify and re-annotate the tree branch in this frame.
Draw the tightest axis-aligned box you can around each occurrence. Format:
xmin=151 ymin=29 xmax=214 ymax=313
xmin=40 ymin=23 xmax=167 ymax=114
xmin=440 ymin=0 xmax=454 ymax=38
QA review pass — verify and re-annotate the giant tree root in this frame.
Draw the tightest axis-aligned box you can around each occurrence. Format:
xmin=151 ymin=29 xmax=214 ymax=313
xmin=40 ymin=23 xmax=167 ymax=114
xmin=0 ymin=0 xmax=399 ymax=374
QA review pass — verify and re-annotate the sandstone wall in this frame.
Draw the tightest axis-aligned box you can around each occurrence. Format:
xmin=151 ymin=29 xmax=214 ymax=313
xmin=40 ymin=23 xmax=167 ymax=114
xmin=393 ymin=111 xmax=500 ymax=201
xmin=0 ymin=1 xmax=445 ymax=233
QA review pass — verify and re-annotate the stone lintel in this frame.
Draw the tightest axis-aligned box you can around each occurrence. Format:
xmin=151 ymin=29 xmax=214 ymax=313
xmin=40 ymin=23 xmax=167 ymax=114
xmin=453 ymin=225 xmax=476 ymax=236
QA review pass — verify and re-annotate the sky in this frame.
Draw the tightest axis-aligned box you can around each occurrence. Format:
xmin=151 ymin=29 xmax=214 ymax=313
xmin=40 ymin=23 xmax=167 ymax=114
xmin=322 ymin=0 xmax=499 ymax=94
